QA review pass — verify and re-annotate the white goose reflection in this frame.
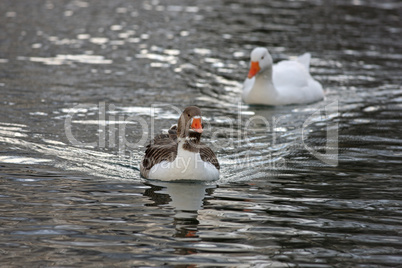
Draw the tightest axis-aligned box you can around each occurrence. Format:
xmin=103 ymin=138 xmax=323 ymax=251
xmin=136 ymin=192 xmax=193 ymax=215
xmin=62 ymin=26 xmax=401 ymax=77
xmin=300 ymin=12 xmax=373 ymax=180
xmin=143 ymin=181 xmax=216 ymax=242
xmin=144 ymin=181 xmax=216 ymax=220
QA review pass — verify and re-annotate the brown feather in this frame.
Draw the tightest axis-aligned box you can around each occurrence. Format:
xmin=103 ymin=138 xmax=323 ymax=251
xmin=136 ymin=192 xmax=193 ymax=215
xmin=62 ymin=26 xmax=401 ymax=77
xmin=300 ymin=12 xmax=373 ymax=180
xmin=140 ymin=133 xmax=178 ymax=178
xmin=200 ymin=145 xmax=220 ymax=170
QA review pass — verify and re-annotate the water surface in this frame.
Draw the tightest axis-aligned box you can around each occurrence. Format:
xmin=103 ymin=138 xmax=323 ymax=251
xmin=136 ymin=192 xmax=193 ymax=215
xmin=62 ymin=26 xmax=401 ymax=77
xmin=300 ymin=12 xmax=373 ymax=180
xmin=0 ymin=0 xmax=401 ymax=266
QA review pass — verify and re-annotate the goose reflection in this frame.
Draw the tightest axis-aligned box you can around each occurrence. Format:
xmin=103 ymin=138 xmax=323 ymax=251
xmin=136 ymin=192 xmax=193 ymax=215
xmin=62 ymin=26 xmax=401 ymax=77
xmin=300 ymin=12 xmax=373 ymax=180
xmin=143 ymin=181 xmax=216 ymax=240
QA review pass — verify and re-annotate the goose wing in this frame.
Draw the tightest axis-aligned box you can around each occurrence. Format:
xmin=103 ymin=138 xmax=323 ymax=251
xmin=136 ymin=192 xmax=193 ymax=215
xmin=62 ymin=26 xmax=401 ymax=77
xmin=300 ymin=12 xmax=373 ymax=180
xmin=200 ymin=144 xmax=220 ymax=170
xmin=140 ymin=134 xmax=177 ymax=178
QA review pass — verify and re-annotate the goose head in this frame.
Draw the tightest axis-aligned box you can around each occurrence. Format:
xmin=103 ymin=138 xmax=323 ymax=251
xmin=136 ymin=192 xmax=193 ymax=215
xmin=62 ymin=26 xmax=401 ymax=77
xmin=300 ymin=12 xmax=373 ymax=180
xmin=247 ymin=47 xmax=273 ymax=79
xmin=177 ymin=106 xmax=204 ymax=139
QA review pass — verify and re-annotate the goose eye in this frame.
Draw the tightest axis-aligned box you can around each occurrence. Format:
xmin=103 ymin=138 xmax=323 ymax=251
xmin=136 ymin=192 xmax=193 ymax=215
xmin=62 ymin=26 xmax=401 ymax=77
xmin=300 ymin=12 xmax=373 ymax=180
xmin=187 ymin=113 xmax=190 ymax=117
xmin=261 ymin=56 xmax=264 ymax=60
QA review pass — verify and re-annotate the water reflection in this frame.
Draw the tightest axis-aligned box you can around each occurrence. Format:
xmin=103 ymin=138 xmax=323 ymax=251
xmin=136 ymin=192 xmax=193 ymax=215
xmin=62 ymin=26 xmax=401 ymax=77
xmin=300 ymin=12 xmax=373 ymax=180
xmin=18 ymin=54 xmax=112 ymax=65
xmin=144 ymin=181 xmax=216 ymax=241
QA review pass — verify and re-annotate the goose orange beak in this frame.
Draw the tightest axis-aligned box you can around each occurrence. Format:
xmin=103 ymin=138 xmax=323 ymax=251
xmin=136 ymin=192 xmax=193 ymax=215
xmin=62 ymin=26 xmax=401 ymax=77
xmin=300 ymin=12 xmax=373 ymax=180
xmin=247 ymin=61 xmax=260 ymax=79
xmin=191 ymin=117 xmax=203 ymax=133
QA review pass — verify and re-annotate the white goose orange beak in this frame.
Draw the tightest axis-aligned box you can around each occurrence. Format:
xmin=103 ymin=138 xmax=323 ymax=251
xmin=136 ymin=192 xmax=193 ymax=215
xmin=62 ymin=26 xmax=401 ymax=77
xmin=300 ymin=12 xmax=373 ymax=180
xmin=247 ymin=61 xmax=260 ymax=79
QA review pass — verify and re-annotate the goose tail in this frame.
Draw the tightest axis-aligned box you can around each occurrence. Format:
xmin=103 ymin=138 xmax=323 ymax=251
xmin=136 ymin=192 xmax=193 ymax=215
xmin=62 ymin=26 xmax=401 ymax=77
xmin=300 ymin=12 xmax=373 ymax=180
xmin=297 ymin=52 xmax=311 ymax=70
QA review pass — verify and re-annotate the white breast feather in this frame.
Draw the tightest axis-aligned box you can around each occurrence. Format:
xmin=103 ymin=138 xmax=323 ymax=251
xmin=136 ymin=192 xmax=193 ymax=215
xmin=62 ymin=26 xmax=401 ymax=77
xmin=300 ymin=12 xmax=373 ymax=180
xmin=148 ymin=141 xmax=219 ymax=181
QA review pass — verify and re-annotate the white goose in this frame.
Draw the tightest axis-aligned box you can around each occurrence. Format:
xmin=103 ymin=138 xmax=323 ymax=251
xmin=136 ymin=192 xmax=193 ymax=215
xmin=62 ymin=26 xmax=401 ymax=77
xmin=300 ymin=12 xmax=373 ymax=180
xmin=140 ymin=106 xmax=220 ymax=181
xmin=242 ymin=47 xmax=324 ymax=105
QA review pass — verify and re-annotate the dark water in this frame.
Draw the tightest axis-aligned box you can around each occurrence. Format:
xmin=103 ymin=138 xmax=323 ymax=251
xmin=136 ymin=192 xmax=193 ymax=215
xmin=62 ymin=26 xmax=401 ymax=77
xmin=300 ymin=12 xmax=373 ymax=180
xmin=1 ymin=0 xmax=402 ymax=266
